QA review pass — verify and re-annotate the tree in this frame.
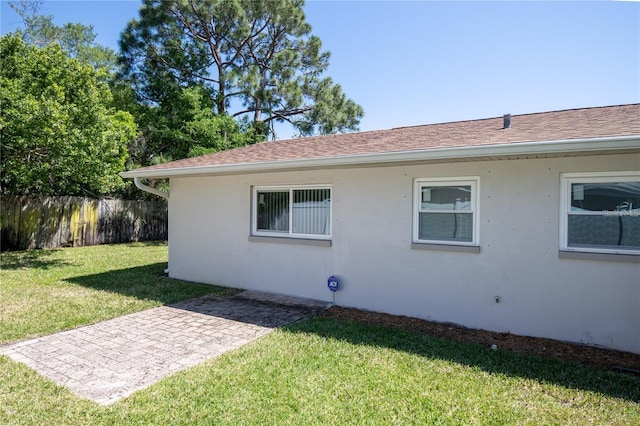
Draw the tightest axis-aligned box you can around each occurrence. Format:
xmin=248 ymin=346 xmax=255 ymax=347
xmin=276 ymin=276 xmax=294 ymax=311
xmin=114 ymin=82 xmax=263 ymax=167
xmin=0 ymin=35 xmax=135 ymax=196
xmin=119 ymin=0 xmax=363 ymax=139
xmin=8 ymin=0 xmax=118 ymax=72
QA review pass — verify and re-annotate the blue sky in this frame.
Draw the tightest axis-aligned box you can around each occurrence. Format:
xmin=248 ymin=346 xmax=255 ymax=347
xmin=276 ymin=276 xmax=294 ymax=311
xmin=2 ymin=0 xmax=639 ymax=139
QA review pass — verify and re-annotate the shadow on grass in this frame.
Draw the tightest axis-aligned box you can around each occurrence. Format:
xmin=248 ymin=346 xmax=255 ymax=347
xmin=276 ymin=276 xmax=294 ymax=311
xmin=0 ymin=249 xmax=70 ymax=270
xmin=65 ymin=263 xmax=234 ymax=305
xmin=284 ymin=317 xmax=640 ymax=403
xmin=0 ymin=242 xmax=168 ymax=270
xmin=69 ymin=266 xmax=317 ymax=328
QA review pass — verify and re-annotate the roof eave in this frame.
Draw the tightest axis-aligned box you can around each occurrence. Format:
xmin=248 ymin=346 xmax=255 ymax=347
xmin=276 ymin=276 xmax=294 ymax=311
xmin=120 ymin=135 xmax=640 ymax=179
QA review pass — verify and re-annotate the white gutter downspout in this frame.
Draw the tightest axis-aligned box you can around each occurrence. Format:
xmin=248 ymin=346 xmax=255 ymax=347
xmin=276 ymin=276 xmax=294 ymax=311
xmin=134 ymin=177 xmax=169 ymax=199
xmin=134 ymin=177 xmax=170 ymax=275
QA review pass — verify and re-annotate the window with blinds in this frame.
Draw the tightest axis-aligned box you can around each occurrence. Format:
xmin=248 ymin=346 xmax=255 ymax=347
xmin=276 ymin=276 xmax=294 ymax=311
xmin=561 ymin=172 xmax=640 ymax=255
xmin=253 ymin=186 xmax=331 ymax=238
xmin=413 ymin=177 xmax=479 ymax=246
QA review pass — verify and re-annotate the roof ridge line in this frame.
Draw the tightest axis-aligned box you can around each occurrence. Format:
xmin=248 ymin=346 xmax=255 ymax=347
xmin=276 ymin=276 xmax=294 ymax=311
xmin=391 ymin=103 xmax=640 ymax=132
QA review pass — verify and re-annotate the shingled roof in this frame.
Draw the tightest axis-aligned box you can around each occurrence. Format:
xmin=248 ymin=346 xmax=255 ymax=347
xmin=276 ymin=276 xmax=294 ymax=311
xmin=122 ymin=104 xmax=640 ymax=178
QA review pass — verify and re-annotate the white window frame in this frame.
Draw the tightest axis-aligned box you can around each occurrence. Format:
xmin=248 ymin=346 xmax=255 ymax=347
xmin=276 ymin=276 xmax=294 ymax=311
xmin=413 ymin=177 xmax=480 ymax=246
xmin=560 ymin=171 xmax=640 ymax=255
xmin=252 ymin=184 xmax=332 ymax=240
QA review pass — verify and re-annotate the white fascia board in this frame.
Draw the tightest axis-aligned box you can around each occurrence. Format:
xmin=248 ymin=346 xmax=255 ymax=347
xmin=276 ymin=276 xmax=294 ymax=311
xmin=120 ymin=135 xmax=640 ymax=179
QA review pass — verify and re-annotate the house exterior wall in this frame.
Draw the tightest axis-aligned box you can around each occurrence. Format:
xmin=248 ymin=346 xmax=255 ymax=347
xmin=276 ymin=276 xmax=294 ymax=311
xmin=168 ymin=153 xmax=640 ymax=353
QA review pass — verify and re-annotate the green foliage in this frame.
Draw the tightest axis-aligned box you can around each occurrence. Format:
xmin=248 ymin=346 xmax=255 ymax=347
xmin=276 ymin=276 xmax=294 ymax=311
xmin=3 ymin=0 xmax=365 ymax=199
xmin=114 ymin=83 xmax=262 ymax=169
xmin=119 ymin=0 xmax=363 ymax=139
xmin=0 ymin=35 xmax=135 ymax=196
xmin=9 ymin=0 xmax=118 ymax=72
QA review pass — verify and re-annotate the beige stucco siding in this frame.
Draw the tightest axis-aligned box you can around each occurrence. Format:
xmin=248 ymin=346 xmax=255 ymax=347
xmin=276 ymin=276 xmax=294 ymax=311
xmin=168 ymin=153 xmax=640 ymax=353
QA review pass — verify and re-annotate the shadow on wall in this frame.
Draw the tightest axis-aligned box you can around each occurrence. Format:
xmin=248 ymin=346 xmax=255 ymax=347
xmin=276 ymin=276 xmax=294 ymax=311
xmin=284 ymin=318 xmax=640 ymax=403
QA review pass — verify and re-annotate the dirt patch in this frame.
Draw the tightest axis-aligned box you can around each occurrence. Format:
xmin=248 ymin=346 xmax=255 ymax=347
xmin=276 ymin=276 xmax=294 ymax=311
xmin=319 ymin=307 xmax=640 ymax=372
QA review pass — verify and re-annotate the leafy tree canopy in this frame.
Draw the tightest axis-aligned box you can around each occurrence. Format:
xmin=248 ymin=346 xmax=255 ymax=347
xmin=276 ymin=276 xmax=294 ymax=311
xmin=114 ymin=82 xmax=264 ymax=167
xmin=9 ymin=0 xmax=118 ymax=72
xmin=0 ymin=35 xmax=135 ymax=196
xmin=119 ymin=0 xmax=363 ymax=139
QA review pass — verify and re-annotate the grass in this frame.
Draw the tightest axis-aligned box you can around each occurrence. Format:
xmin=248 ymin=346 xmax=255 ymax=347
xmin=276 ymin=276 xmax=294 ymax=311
xmin=1 ymin=243 xmax=639 ymax=424
xmin=1 ymin=319 xmax=639 ymax=425
xmin=0 ymin=242 xmax=234 ymax=343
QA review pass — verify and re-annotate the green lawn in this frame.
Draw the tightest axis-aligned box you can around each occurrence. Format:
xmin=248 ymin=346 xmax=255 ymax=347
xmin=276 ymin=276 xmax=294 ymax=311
xmin=0 ymin=242 xmax=234 ymax=343
xmin=1 ymin=243 xmax=639 ymax=425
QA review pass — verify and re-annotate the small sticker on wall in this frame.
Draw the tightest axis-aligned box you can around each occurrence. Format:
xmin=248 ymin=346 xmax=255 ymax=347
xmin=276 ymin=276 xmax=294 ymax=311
xmin=327 ymin=275 xmax=339 ymax=292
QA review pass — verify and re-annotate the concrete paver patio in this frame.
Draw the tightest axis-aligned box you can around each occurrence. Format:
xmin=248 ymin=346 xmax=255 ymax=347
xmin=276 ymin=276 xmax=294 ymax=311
xmin=0 ymin=291 xmax=330 ymax=405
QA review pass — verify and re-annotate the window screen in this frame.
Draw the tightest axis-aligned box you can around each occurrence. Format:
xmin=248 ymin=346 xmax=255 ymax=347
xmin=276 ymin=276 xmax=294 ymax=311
xmin=567 ymin=181 xmax=640 ymax=249
xmin=254 ymin=186 xmax=331 ymax=238
xmin=414 ymin=179 xmax=478 ymax=245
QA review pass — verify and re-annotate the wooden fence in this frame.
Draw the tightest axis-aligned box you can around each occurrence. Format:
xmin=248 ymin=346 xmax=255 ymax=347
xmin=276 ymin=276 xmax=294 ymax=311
xmin=1 ymin=196 xmax=168 ymax=250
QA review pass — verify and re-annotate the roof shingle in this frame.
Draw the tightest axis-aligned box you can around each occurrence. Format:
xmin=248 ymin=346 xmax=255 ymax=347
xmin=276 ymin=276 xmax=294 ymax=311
xmin=130 ymin=104 xmax=640 ymax=173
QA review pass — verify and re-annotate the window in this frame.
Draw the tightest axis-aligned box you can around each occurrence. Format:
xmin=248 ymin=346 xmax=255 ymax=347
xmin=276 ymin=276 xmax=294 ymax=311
xmin=252 ymin=185 xmax=331 ymax=239
xmin=560 ymin=172 xmax=640 ymax=255
xmin=413 ymin=177 xmax=479 ymax=246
